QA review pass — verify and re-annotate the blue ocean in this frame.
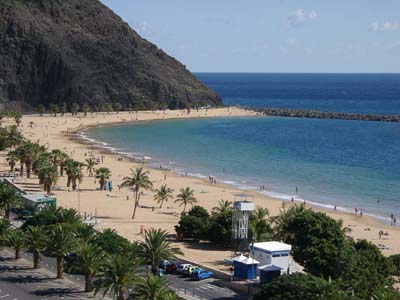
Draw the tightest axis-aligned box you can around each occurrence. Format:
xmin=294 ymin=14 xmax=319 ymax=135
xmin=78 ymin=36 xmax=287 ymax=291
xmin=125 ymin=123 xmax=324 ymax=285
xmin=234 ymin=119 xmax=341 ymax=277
xmin=86 ymin=73 xmax=400 ymax=220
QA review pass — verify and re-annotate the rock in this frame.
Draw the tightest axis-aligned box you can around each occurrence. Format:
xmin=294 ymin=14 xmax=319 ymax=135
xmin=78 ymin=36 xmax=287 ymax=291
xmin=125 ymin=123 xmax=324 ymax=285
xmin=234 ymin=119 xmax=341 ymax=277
xmin=0 ymin=0 xmax=222 ymax=111
xmin=247 ymin=107 xmax=400 ymax=122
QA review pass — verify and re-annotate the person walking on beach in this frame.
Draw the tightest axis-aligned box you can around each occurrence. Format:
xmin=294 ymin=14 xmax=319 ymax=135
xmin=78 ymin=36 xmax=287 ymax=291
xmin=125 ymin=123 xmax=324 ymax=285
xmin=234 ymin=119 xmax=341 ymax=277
xmin=394 ymin=217 xmax=397 ymax=227
xmin=291 ymin=197 xmax=294 ymax=204
xmin=334 ymin=205 xmax=337 ymax=212
xmin=390 ymin=213 xmax=394 ymax=226
xmin=295 ymin=186 xmax=298 ymax=194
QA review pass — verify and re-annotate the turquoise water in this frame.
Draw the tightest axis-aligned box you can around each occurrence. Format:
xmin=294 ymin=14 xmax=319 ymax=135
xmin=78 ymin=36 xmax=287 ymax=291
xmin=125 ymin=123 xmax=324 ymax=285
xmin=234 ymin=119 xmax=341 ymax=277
xmin=86 ymin=116 xmax=400 ymax=220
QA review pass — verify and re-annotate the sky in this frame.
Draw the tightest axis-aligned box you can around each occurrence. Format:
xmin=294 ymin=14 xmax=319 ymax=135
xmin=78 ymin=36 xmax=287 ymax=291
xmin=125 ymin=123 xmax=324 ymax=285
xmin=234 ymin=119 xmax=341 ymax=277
xmin=100 ymin=0 xmax=400 ymax=73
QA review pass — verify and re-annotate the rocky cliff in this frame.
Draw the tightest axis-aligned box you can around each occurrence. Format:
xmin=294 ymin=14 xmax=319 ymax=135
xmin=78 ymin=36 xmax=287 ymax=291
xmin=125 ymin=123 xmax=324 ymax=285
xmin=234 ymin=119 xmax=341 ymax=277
xmin=0 ymin=0 xmax=222 ymax=111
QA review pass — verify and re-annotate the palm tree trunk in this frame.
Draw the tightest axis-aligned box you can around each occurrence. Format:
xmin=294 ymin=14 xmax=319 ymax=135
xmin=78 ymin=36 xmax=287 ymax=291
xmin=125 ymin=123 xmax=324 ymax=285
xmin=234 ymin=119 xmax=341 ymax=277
xmin=33 ymin=250 xmax=41 ymax=269
xmin=117 ymin=288 xmax=126 ymax=300
xmin=56 ymin=257 xmax=64 ymax=279
xmin=67 ymin=176 xmax=71 ymax=187
xmin=15 ymin=248 xmax=21 ymax=259
xmin=26 ymin=163 xmax=31 ymax=178
xmin=19 ymin=163 xmax=24 ymax=176
xmin=131 ymin=189 xmax=140 ymax=219
xmin=183 ymin=203 xmax=187 ymax=213
xmin=60 ymin=164 xmax=64 ymax=176
xmin=5 ymin=209 xmax=10 ymax=220
xmin=151 ymin=264 xmax=158 ymax=275
xmin=84 ymin=273 xmax=93 ymax=292
xmin=132 ymin=200 xmax=138 ymax=219
xmin=160 ymin=200 xmax=163 ymax=208
xmin=46 ymin=184 xmax=51 ymax=194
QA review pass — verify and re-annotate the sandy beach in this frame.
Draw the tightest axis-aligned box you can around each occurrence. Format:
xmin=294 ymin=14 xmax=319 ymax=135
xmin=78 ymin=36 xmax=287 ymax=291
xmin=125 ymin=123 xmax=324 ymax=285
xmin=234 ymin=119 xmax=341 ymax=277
xmin=4 ymin=107 xmax=399 ymax=273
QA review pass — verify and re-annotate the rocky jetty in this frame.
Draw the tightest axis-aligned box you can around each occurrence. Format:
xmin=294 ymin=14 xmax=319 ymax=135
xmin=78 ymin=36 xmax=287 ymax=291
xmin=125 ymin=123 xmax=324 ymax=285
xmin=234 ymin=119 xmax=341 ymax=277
xmin=249 ymin=107 xmax=400 ymax=122
xmin=0 ymin=0 xmax=221 ymax=111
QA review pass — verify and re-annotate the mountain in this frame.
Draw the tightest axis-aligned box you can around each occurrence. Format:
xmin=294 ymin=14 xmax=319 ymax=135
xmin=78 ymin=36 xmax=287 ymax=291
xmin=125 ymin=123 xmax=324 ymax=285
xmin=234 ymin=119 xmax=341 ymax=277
xmin=0 ymin=0 xmax=222 ymax=111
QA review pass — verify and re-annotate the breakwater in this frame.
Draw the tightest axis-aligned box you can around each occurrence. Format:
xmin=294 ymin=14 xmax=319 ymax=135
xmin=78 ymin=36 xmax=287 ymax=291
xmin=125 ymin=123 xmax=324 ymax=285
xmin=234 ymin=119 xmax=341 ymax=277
xmin=246 ymin=107 xmax=400 ymax=122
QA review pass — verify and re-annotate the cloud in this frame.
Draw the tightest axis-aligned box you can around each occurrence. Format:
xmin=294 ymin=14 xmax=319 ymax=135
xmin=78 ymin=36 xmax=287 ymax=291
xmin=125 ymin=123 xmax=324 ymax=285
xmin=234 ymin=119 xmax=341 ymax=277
xmin=287 ymin=9 xmax=318 ymax=27
xmin=370 ymin=21 xmax=400 ymax=32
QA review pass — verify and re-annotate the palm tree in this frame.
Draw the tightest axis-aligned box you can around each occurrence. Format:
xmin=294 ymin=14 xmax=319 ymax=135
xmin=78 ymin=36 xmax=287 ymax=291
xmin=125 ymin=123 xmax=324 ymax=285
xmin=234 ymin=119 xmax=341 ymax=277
xmin=64 ymin=160 xmax=84 ymax=190
xmin=24 ymin=226 xmax=46 ymax=269
xmin=6 ymin=150 xmax=17 ymax=172
xmin=37 ymin=164 xmax=58 ymax=194
xmin=212 ymin=200 xmax=232 ymax=218
xmin=58 ymin=151 xmax=69 ymax=176
xmin=249 ymin=207 xmax=273 ymax=242
xmin=74 ymin=223 xmax=96 ymax=243
xmin=69 ymin=243 xmax=105 ymax=292
xmin=272 ymin=204 xmax=306 ymax=242
xmin=174 ymin=187 xmax=197 ymax=213
xmin=0 ymin=182 xmax=21 ymax=219
xmin=7 ymin=229 xmax=25 ymax=259
xmin=94 ymin=254 xmax=139 ymax=300
xmin=0 ymin=219 xmax=10 ymax=243
xmin=153 ymin=185 xmax=173 ymax=208
xmin=19 ymin=142 xmax=43 ymax=178
xmin=38 ymin=104 xmax=45 ymax=116
xmin=46 ymin=224 xmax=78 ymax=279
xmin=139 ymin=228 xmax=183 ymax=275
xmin=120 ymin=167 xmax=153 ymax=219
xmin=49 ymin=103 xmax=59 ymax=117
xmin=15 ymin=144 xmax=26 ymax=176
xmin=50 ymin=149 xmax=63 ymax=168
xmin=5 ymin=125 xmax=24 ymax=148
xmin=60 ymin=102 xmax=67 ymax=116
xmin=71 ymin=103 xmax=80 ymax=116
xmin=82 ymin=103 xmax=90 ymax=117
xmin=96 ymin=167 xmax=111 ymax=190
xmin=85 ymin=158 xmax=97 ymax=177
xmin=130 ymin=275 xmax=173 ymax=300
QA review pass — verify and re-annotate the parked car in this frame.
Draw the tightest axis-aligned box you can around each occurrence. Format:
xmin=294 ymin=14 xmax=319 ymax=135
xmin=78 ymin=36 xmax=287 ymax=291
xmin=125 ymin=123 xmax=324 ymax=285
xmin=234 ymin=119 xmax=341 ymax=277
xmin=165 ymin=262 xmax=179 ymax=274
xmin=183 ymin=265 xmax=201 ymax=277
xmin=159 ymin=260 xmax=170 ymax=270
xmin=191 ymin=268 xmax=213 ymax=281
xmin=177 ymin=264 xmax=192 ymax=274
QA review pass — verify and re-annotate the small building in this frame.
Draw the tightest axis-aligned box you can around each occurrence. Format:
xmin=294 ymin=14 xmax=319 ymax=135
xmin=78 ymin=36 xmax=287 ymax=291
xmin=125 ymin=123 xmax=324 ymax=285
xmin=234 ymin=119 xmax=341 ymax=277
xmin=233 ymin=254 xmax=260 ymax=280
xmin=252 ymin=241 xmax=292 ymax=273
xmin=259 ymin=264 xmax=284 ymax=284
xmin=22 ymin=193 xmax=57 ymax=211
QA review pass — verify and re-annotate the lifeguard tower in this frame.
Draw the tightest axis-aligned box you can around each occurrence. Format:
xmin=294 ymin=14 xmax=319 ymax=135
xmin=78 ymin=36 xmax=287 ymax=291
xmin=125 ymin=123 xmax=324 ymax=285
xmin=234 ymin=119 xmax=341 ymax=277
xmin=231 ymin=194 xmax=254 ymax=253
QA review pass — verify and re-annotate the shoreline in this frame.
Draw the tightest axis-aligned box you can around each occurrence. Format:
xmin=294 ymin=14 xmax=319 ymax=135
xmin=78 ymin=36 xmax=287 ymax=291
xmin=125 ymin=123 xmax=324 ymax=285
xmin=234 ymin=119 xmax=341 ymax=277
xmin=78 ymin=117 xmax=393 ymax=226
xmin=12 ymin=108 xmax=399 ymax=272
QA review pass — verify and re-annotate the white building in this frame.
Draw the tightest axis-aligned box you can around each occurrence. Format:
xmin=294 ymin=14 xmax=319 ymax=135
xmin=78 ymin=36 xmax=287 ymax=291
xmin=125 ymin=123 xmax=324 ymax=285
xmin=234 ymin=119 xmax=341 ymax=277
xmin=252 ymin=241 xmax=292 ymax=272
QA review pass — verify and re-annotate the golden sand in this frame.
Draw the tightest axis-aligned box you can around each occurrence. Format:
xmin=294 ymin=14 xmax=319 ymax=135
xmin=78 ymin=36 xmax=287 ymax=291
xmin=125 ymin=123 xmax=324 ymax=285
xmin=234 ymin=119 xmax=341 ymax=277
xmin=6 ymin=107 xmax=399 ymax=272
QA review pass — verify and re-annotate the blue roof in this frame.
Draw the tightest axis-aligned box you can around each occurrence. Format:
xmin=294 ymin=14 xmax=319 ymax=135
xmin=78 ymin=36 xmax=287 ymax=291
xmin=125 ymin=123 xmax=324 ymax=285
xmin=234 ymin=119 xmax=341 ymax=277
xmin=258 ymin=264 xmax=284 ymax=272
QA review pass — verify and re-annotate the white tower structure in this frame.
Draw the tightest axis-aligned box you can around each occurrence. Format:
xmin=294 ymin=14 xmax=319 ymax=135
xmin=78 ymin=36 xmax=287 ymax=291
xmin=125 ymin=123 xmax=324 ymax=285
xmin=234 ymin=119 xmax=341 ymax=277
xmin=232 ymin=194 xmax=254 ymax=252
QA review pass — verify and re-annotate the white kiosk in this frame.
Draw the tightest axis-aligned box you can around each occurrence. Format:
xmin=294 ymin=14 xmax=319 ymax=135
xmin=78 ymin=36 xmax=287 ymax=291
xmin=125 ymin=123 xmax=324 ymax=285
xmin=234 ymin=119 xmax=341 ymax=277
xmin=252 ymin=241 xmax=292 ymax=272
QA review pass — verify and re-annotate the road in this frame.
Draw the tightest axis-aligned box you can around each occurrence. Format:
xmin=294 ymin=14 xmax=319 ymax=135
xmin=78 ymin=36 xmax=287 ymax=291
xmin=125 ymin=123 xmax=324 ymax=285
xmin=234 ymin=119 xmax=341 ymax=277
xmin=0 ymin=249 xmax=247 ymax=300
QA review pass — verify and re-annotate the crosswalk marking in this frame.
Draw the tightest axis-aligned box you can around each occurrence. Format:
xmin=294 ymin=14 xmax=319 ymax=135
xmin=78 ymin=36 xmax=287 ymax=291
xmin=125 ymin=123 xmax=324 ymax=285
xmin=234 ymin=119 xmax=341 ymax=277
xmin=0 ymin=294 xmax=10 ymax=299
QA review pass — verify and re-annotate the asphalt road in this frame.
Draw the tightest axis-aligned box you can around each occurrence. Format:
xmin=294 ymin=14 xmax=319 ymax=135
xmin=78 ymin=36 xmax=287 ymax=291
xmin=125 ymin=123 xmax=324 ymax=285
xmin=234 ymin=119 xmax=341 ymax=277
xmin=0 ymin=249 xmax=247 ymax=300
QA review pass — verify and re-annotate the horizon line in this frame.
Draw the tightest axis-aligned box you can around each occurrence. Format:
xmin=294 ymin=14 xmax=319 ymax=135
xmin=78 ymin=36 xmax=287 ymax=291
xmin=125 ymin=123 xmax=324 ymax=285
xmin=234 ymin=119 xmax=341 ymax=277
xmin=192 ymin=71 xmax=400 ymax=75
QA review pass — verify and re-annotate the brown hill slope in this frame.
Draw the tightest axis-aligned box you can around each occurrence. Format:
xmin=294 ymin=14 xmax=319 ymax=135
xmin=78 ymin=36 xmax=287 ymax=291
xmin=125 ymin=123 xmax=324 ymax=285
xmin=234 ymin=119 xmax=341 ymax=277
xmin=0 ymin=0 xmax=222 ymax=111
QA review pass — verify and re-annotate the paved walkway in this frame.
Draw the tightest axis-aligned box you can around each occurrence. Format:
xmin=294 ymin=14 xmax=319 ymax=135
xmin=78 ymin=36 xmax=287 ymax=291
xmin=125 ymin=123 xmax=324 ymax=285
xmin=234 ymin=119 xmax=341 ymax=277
xmin=0 ymin=249 xmax=109 ymax=300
